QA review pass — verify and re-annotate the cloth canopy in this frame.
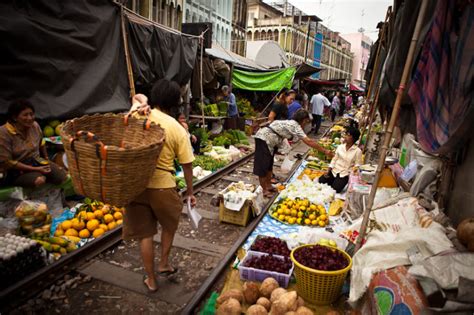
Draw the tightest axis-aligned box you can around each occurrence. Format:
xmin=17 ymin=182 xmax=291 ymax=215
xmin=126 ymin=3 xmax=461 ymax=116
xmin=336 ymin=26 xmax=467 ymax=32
xmin=232 ymin=68 xmax=296 ymax=91
xmin=294 ymin=63 xmax=324 ymax=79
xmin=206 ymin=44 xmax=268 ymax=71
xmin=349 ymin=83 xmax=364 ymax=92
xmin=408 ymin=0 xmax=473 ymax=154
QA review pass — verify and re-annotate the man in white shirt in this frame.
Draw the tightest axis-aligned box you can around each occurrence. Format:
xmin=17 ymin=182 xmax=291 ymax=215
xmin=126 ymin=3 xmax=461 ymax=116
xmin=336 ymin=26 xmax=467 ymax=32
xmin=319 ymin=126 xmax=363 ymax=192
xmin=310 ymin=90 xmax=330 ymax=134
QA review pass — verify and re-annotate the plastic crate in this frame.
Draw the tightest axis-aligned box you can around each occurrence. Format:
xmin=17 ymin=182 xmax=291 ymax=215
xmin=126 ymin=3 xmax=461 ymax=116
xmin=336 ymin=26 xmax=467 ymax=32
xmin=238 ymin=251 xmax=294 ymax=288
xmin=219 ymin=199 xmax=252 ymax=226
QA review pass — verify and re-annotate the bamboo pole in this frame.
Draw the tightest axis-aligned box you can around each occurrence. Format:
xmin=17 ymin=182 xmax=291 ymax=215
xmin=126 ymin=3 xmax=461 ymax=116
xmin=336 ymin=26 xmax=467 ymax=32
xmin=121 ymin=6 xmax=136 ymax=98
xmin=365 ymin=7 xmax=391 ymax=101
xmin=199 ymin=36 xmax=205 ymax=127
xmin=359 ymin=7 xmax=391 ymax=140
xmin=362 ymin=83 xmax=382 ymax=154
xmin=198 ymin=28 xmax=209 ymax=127
xmin=354 ymin=0 xmax=430 ymax=253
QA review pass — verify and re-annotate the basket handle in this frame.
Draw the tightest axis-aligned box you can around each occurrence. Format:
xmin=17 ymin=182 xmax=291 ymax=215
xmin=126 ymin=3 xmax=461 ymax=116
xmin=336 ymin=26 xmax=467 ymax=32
xmin=69 ymin=130 xmax=108 ymax=202
xmin=71 ymin=131 xmax=107 ymax=161
xmin=124 ymin=107 xmax=152 ymax=130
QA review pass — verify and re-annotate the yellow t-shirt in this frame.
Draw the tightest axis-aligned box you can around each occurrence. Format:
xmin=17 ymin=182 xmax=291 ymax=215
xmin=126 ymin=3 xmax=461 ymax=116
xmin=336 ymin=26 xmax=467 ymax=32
xmin=133 ymin=106 xmax=194 ymax=189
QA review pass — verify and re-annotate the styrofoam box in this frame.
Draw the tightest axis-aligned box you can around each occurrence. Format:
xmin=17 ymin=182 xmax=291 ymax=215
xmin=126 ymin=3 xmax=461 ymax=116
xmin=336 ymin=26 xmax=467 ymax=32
xmin=238 ymin=250 xmax=294 ymax=288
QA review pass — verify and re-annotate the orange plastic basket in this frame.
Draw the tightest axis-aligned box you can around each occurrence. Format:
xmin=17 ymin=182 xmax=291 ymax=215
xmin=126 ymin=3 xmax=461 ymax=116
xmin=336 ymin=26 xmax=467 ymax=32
xmin=290 ymin=244 xmax=352 ymax=305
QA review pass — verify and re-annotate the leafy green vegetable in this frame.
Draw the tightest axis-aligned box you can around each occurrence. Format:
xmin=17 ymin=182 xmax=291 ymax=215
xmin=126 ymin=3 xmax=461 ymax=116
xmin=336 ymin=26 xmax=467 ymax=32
xmin=211 ymin=129 xmax=249 ymax=146
xmin=236 ymin=98 xmax=257 ymax=118
xmin=192 ymin=155 xmax=227 ymax=171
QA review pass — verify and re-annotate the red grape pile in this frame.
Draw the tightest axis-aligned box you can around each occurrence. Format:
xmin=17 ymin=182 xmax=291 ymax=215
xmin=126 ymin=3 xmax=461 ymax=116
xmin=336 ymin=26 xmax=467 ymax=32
xmin=250 ymin=236 xmax=290 ymax=257
xmin=244 ymin=253 xmax=292 ymax=274
xmin=294 ymin=245 xmax=349 ymax=271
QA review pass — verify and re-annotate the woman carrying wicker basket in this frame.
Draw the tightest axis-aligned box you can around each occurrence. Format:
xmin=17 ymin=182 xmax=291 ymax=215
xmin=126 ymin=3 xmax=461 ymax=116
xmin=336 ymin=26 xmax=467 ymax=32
xmin=123 ymin=79 xmax=196 ymax=293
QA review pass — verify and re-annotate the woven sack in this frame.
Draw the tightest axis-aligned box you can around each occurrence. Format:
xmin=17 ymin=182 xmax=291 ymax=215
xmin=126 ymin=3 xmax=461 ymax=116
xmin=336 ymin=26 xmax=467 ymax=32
xmin=60 ymin=113 xmax=165 ymax=206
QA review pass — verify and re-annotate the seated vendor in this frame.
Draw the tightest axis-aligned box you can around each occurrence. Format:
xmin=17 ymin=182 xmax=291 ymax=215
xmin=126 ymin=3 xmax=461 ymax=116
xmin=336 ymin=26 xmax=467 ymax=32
xmin=0 ymin=100 xmax=67 ymax=188
xmin=254 ymin=109 xmax=333 ymax=198
xmin=319 ymin=126 xmax=362 ymax=193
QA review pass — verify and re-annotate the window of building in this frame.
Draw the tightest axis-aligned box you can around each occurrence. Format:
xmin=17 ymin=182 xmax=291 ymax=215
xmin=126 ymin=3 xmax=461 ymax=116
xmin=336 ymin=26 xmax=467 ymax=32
xmin=125 ymin=0 xmax=134 ymax=10
xmin=152 ymin=0 xmax=157 ymax=21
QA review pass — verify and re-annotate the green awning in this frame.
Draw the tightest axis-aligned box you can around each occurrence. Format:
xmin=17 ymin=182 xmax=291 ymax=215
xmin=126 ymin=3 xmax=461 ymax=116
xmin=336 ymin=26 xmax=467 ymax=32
xmin=232 ymin=67 xmax=296 ymax=91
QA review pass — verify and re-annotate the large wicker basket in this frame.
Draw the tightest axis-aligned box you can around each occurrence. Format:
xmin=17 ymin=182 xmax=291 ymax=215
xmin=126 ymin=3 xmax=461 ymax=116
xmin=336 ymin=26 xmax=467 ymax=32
xmin=60 ymin=113 xmax=165 ymax=206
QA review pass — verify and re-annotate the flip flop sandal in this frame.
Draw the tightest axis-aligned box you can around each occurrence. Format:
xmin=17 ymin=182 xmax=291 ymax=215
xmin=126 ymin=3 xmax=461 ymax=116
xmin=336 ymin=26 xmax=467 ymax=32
xmin=263 ymin=192 xmax=275 ymax=198
xmin=143 ymin=275 xmax=158 ymax=293
xmin=158 ymin=267 xmax=179 ymax=277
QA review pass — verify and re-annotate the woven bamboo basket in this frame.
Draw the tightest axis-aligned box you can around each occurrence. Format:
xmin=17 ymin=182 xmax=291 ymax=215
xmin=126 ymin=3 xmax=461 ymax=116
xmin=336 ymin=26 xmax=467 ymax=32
xmin=60 ymin=113 xmax=165 ymax=206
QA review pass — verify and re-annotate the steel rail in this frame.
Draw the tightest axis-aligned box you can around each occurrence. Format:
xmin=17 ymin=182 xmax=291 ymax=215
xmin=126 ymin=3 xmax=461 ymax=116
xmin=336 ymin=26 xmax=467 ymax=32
xmin=181 ymin=152 xmax=309 ymax=315
xmin=0 ymin=151 xmax=255 ymax=311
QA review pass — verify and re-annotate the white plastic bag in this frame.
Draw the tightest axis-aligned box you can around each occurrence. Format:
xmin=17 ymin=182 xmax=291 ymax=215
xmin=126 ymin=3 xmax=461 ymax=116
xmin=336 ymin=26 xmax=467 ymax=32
xmin=400 ymin=160 xmax=418 ymax=182
xmin=280 ymin=155 xmax=295 ymax=174
xmin=278 ymin=138 xmax=292 ymax=155
xmin=187 ymin=197 xmax=201 ymax=230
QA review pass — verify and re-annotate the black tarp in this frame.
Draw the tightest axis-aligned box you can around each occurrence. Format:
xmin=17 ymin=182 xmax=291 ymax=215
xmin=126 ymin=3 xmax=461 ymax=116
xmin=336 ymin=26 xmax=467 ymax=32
xmin=0 ymin=0 xmax=129 ymax=119
xmin=125 ymin=12 xmax=199 ymax=95
xmin=0 ymin=1 xmax=199 ymax=120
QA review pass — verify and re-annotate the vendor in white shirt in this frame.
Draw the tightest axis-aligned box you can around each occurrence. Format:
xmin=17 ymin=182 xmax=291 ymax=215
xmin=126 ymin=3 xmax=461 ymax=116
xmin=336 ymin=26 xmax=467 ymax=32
xmin=319 ymin=127 xmax=363 ymax=193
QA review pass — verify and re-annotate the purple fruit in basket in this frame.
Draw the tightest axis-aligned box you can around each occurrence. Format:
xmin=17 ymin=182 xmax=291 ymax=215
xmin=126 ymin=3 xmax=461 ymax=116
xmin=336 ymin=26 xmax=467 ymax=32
xmin=294 ymin=245 xmax=349 ymax=271
xmin=250 ymin=236 xmax=291 ymax=257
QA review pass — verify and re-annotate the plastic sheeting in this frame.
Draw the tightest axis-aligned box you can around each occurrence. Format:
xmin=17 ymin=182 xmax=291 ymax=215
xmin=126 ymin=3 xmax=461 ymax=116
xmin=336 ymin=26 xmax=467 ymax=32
xmin=0 ymin=1 xmax=199 ymax=120
xmin=125 ymin=11 xmax=199 ymax=93
xmin=0 ymin=0 xmax=129 ymax=119
xmin=232 ymin=67 xmax=297 ymax=92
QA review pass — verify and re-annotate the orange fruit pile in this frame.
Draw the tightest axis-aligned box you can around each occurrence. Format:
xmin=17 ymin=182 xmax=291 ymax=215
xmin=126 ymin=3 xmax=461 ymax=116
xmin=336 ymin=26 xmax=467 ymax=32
xmin=271 ymin=198 xmax=329 ymax=227
xmin=54 ymin=203 xmax=125 ymax=239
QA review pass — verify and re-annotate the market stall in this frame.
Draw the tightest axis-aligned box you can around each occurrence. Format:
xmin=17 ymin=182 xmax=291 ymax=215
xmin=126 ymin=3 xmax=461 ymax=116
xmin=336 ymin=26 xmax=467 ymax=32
xmin=0 ymin=0 xmax=202 ymax=292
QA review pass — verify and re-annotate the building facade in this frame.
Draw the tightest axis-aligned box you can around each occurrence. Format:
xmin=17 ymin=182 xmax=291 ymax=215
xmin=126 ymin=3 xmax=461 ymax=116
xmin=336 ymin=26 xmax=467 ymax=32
xmin=246 ymin=0 xmax=352 ymax=82
xmin=231 ymin=0 xmax=247 ymax=56
xmin=342 ymin=32 xmax=372 ymax=87
xmin=318 ymin=25 xmax=353 ymax=81
xmin=124 ymin=0 xmax=183 ymax=30
xmin=182 ymin=0 xmax=233 ymax=50
xmin=246 ymin=0 xmax=320 ymax=65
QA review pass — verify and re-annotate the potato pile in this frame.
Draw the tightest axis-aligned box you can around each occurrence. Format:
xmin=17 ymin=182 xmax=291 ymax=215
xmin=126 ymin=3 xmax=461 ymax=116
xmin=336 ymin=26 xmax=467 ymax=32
xmin=216 ymin=277 xmax=314 ymax=315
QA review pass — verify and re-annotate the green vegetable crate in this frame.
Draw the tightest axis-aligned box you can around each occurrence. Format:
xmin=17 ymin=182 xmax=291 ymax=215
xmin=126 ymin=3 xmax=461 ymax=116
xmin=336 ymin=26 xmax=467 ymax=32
xmin=219 ymin=199 xmax=254 ymax=226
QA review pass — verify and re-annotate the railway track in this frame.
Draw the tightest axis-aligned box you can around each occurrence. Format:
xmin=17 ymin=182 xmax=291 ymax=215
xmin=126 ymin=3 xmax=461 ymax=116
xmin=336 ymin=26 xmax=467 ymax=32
xmin=1 ymin=123 xmax=331 ymax=314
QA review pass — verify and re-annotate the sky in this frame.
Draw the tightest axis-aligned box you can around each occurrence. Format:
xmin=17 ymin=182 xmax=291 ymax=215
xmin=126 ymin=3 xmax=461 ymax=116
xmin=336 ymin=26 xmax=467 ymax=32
xmin=288 ymin=0 xmax=392 ymax=41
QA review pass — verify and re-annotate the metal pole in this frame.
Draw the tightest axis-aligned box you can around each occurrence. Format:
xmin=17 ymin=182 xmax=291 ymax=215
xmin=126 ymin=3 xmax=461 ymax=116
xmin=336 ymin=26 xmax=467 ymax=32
xmin=355 ymin=0 xmax=430 ymax=253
